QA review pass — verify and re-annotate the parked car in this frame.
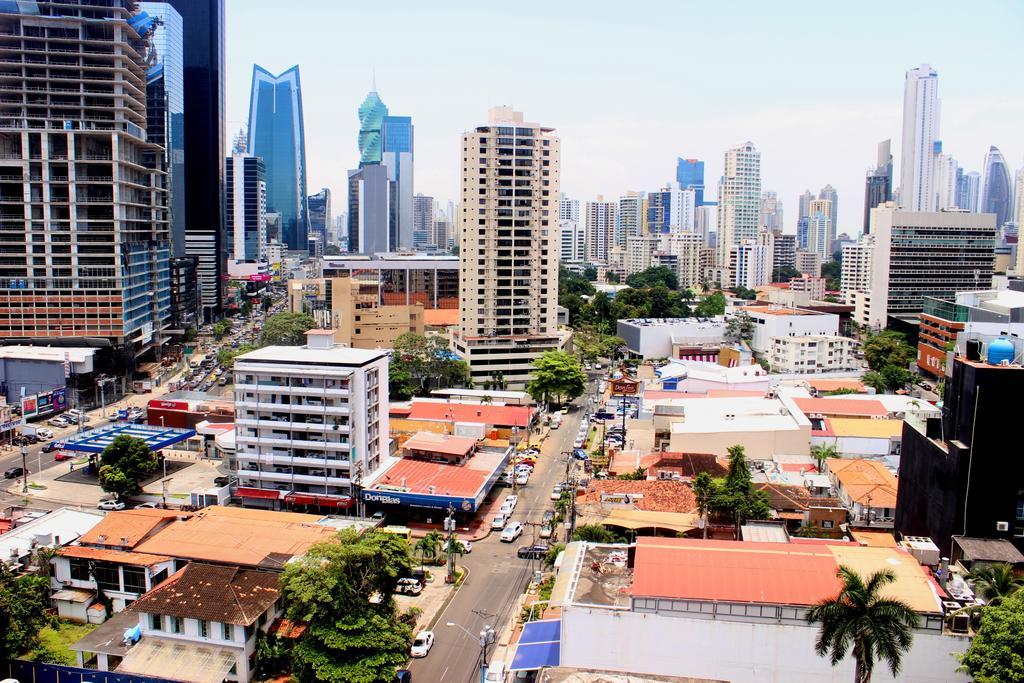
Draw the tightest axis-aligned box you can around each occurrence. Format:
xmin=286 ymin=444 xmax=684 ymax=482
xmin=133 ymin=502 xmax=158 ymax=509
xmin=48 ymin=417 xmax=70 ymax=428
xmin=550 ymin=485 xmax=563 ymax=501
xmin=3 ymin=466 xmax=24 ymax=479
xmin=396 ymin=578 xmax=423 ymax=596
xmin=500 ymin=522 xmax=524 ymax=542
xmin=36 ymin=427 xmax=53 ymax=439
xmin=97 ymin=500 xmax=126 ymax=511
xmin=491 ymin=513 xmax=508 ymax=530
xmin=573 ymin=436 xmax=586 ymax=448
xmin=515 ymin=472 xmax=530 ymax=486
xmin=53 ymin=451 xmax=74 ymax=462
xmin=42 ymin=441 xmax=63 ymax=453
xmin=517 ymin=544 xmax=549 ymax=560
xmin=410 ymin=630 xmax=434 ymax=658
xmin=560 ymin=405 xmax=570 ymax=414
xmin=500 ymin=502 xmax=515 ymax=517
xmin=456 ymin=539 xmax=472 ymax=554
xmin=503 ymin=494 xmax=519 ymax=511
xmin=539 ymin=524 xmax=553 ymax=539
xmin=542 ymin=510 xmax=555 ymax=524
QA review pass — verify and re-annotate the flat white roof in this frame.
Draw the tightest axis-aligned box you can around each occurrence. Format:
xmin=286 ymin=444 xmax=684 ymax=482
xmin=236 ymin=344 xmax=388 ymax=366
xmin=656 ymin=359 xmax=768 ymax=384
xmin=0 ymin=346 xmax=96 ymax=362
xmin=0 ymin=508 xmax=103 ymax=560
xmin=664 ymin=396 xmax=807 ymax=433
xmin=620 ymin=317 xmax=726 ymax=327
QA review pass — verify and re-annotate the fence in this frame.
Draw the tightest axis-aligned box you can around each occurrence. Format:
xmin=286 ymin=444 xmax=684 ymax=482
xmin=1 ymin=660 xmax=178 ymax=683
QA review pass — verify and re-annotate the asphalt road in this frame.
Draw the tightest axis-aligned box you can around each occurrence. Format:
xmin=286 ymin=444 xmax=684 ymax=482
xmin=407 ymin=385 xmax=592 ymax=682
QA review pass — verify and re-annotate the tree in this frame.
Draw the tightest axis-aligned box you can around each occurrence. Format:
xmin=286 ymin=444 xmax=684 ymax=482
xmin=281 ymin=530 xmax=413 ymax=683
xmin=211 ymin=320 xmax=231 ymax=340
xmin=725 ymin=312 xmax=755 ymax=343
xmin=821 ymin=260 xmax=842 ymax=291
xmin=260 ymin=312 xmax=316 ymax=346
xmin=526 ymin=351 xmax=587 ymax=407
xmin=98 ymin=435 xmax=158 ymax=499
xmin=863 ymin=331 xmax=916 ymax=373
xmin=571 ymin=524 xmax=624 ymax=543
xmin=390 ymin=332 xmax=470 ymax=396
xmin=573 ymin=327 xmax=625 ymax=364
xmin=811 ymin=443 xmax=840 ymax=473
xmin=217 ymin=343 xmax=256 ymax=370
xmin=544 ymin=543 xmax=565 ymax=568
xmin=387 ymin=360 xmax=416 ymax=401
xmin=0 ymin=565 xmax=50 ymax=661
xmin=692 ymin=472 xmax=714 ymax=539
xmin=583 ymin=265 xmax=598 ymax=281
xmin=699 ymin=278 xmax=711 ymax=294
xmin=712 ymin=445 xmax=770 ymax=538
xmin=807 ymin=566 xmax=919 ymax=683
xmin=616 ymin=467 xmax=646 ymax=481
xmin=861 ymin=371 xmax=888 ymax=394
xmin=958 ymin=590 xmax=1024 ymax=682
xmin=772 ymin=265 xmax=802 ymax=282
xmin=414 ymin=531 xmax=444 ymax=568
xmin=695 ymin=291 xmax=726 ymax=317
xmin=324 ymin=244 xmax=342 ymax=256
xmin=880 ymin=365 xmax=913 ymax=393
xmin=606 ymin=271 xmax=620 ymax=284
xmin=625 ymin=266 xmax=678 ymax=290
xmin=731 ymin=286 xmax=758 ymax=300
xmin=969 ymin=563 xmax=1024 ymax=605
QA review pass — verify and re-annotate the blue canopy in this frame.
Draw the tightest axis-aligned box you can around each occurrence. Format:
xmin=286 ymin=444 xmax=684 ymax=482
xmin=61 ymin=424 xmax=196 ymax=454
xmin=509 ymin=619 xmax=560 ymax=671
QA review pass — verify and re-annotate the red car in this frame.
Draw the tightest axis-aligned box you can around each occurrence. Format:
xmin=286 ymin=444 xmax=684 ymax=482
xmin=53 ymin=450 xmax=74 ymax=462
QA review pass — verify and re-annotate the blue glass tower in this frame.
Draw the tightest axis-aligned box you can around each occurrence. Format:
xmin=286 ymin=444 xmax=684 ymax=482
xmin=358 ymin=91 xmax=388 ymax=165
xmin=247 ymin=65 xmax=308 ymax=250
xmin=676 ymin=158 xmax=705 ymax=206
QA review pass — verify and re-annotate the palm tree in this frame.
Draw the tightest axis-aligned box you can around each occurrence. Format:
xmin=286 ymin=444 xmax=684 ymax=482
xmin=811 ymin=442 xmax=840 ymax=473
xmin=692 ymin=471 xmax=714 ymax=539
xmin=699 ymin=278 xmax=711 ymax=295
xmin=414 ymin=531 xmax=444 ymax=568
xmin=807 ymin=566 xmax=919 ymax=683
xmin=969 ymin=563 xmax=1024 ymax=604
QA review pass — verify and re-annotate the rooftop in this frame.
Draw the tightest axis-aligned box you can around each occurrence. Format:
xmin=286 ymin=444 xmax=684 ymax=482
xmin=826 ymin=417 xmax=905 ymax=439
xmin=370 ymin=445 xmax=509 ymax=498
xmin=79 ymin=509 xmax=181 ymax=549
xmin=402 ymin=400 xmax=532 ymax=427
xmin=826 ymin=459 xmax=898 ymax=508
xmin=754 ymin=482 xmax=842 ymax=512
xmin=423 ymin=309 xmax=460 ymax=327
xmin=578 ymin=480 xmax=697 ymax=514
xmin=806 ymin=379 xmax=867 ymax=393
xmin=953 ymin=537 xmax=1024 ymax=564
xmin=0 ymin=507 xmax=103 ymax=561
xmin=129 ymin=563 xmax=279 ymax=626
xmin=402 ymin=432 xmax=478 ymax=457
xmin=0 ymin=345 xmax=95 ymax=363
xmin=664 ymin=396 xmax=809 ymax=434
xmin=236 ymin=344 xmax=387 ymax=366
xmin=631 ymin=538 xmax=943 ymax=613
xmin=61 ymin=424 xmax=197 ymax=454
xmin=739 ymin=306 xmax=821 ymax=317
xmin=793 ymin=397 xmax=888 ymax=418
xmin=59 ymin=545 xmax=173 ymax=567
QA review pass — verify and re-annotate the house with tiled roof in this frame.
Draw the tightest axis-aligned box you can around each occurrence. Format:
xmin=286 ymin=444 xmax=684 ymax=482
xmin=825 ymin=458 xmax=898 ymax=528
xmin=754 ymin=482 xmax=846 ymax=536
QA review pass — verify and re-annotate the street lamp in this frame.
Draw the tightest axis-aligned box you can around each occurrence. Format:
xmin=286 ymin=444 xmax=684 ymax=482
xmin=445 ymin=621 xmax=496 ymax=683
xmin=20 ymin=444 xmax=28 ymax=494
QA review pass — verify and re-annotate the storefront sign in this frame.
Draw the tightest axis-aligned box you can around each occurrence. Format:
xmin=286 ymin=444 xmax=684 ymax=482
xmin=362 ymin=489 xmax=478 ymax=513
xmin=610 ymin=378 xmax=640 ymax=396
xmin=149 ymin=399 xmax=189 ymax=412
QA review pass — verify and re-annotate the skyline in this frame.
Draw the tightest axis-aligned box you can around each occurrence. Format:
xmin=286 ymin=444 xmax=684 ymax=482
xmin=226 ymin=0 xmax=1024 ymax=236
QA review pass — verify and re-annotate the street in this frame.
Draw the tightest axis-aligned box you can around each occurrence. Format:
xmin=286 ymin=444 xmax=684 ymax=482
xmin=407 ymin=383 xmax=593 ymax=682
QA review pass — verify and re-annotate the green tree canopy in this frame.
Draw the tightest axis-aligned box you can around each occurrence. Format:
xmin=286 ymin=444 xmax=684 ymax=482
xmin=281 ymin=530 xmax=414 ymax=683
xmin=211 ymin=320 xmax=231 ymax=340
xmin=98 ymin=435 xmax=158 ymax=499
xmin=709 ymin=445 xmax=771 ymax=537
xmin=810 ymin=443 xmax=840 ymax=473
xmin=772 ymin=265 xmax=802 ymax=282
xmin=695 ymin=291 xmax=727 ymax=317
xmin=526 ymin=350 xmax=587 ymax=406
xmin=573 ymin=327 xmax=624 ymax=363
xmin=863 ymin=331 xmax=916 ymax=372
xmin=217 ymin=343 xmax=257 ymax=370
xmin=625 ymin=266 xmax=678 ymax=290
xmin=260 ymin=312 xmax=317 ymax=346
xmin=725 ymin=312 xmax=755 ymax=343
xmin=969 ymin=563 xmax=1024 ymax=605
xmin=389 ymin=333 xmax=469 ymax=398
xmin=571 ymin=524 xmax=624 ymax=543
xmin=731 ymin=286 xmax=758 ymax=300
xmin=0 ymin=565 xmax=50 ymax=661
xmin=959 ymin=589 xmax=1024 ymax=682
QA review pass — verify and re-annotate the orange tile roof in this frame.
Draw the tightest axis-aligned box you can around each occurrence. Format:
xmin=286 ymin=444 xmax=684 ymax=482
xmin=59 ymin=545 xmax=173 ymax=566
xmin=740 ymin=306 xmax=817 ymax=316
xmin=827 ymin=459 xmax=898 ymax=508
xmin=79 ymin=509 xmax=183 ymax=548
xmin=808 ymin=379 xmax=867 ymax=393
xmin=578 ymin=480 xmax=697 ymax=514
xmin=133 ymin=506 xmax=338 ymax=568
xmin=402 ymin=432 xmax=478 ymax=457
xmin=423 ymin=309 xmax=460 ymax=327
xmin=373 ymin=455 xmax=494 ymax=498
xmin=793 ymin=397 xmax=888 ymax=417
xmin=405 ymin=401 xmax=531 ymax=427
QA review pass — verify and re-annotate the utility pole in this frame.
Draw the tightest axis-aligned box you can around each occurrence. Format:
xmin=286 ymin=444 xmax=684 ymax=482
xmin=444 ymin=503 xmax=456 ymax=584
xmin=20 ymin=444 xmax=28 ymax=494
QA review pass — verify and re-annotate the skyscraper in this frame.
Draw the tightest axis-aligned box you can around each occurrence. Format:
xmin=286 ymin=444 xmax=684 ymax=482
xmin=716 ymin=142 xmax=762 ymax=267
xmin=646 ymin=183 xmax=695 ymax=234
xmin=616 ymin=192 xmax=644 ymax=247
xmin=247 ymin=65 xmax=308 ymax=250
xmin=863 ymin=139 xmax=893 ymax=233
xmin=981 ymin=146 xmax=1012 ymax=228
xmin=585 ymin=197 xmax=617 ymax=262
xmin=413 ymin=194 xmax=434 ymax=249
xmin=760 ymin=191 xmax=784 ymax=233
xmin=0 ymin=2 xmax=169 ymax=355
xmin=382 ymin=115 xmax=413 ymax=249
xmin=307 ymin=188 xmax=331 ymax=242
xmin=347 ymin=164 xmax=395 ymax=254
xmin=957 ymin=170 xmax=981 ymax=213
xmin=899 ymin=64 xmax=941 ymax=212
xmin=358 ymin=90 xmax=387 ymax=165
xmin=452 ymin=107 xmax=566 ymax=388
xmin=676 ymin=158 xmax=705 ymax=206
xmin=818 ymin=185 xmax=839 ymax=244
xmin=559 ymin=193 xmax=580 ymax=223
xmin=225 ymin=154 xmax=267 ymax=262
xmin=935 ymin=154 xmax=960 ymax=210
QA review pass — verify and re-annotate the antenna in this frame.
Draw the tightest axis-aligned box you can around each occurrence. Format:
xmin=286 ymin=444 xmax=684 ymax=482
xmin=371 ymin=68 xmax=377 ymax=92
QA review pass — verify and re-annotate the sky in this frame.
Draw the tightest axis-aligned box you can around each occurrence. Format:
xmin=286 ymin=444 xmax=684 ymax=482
xmin=225 ymin=0 xmax=1024 ymax=237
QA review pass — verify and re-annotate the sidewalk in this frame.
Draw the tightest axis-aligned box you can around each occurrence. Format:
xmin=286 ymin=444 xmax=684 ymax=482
xmin=395 ymin=564 xmax=464 ymax=632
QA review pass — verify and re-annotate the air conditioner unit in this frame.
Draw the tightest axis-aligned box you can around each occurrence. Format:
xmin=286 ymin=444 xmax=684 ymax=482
xmin=996 ymin=521 xmax=1010 ymax=532
xmin=950 ymin=613 xmax=971 ymax=634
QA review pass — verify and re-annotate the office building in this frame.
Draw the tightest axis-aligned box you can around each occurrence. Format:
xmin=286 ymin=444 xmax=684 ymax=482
xmin=795 ymin=250 xmax=822 ymax=277
xmin=760 ymin=191 xmax=783 ymax=232
xmin=307 ymin=188 xmax=331 ymax=243
xmin=616 ymin=192 xmax=644 ymax=247
xmin=769 ymin=232 xmax=796 ymax=275
xmin=322 ymin=254 xmax=459 ymax=311
xmin=560 ymin=221 xmax=586 ymax=263
xmin=897 ymin=344 xmax=1024 ymax=555
xmin=452 ymin=107 xmax=567 ymax=388
xmin=935 ymin=153 xmax=959 ymax=210
xmin=863 ymin=139 xmax=893 ymax=234
xmin=247 ymin=65 xmax=307 ymax=250
xmin=168 ymin=257 xmax=199 ymax=332
xmin=234 ymin=330 xmax=389 ymax=504
xmin=412 ymin=194 xmax=434 ymax=249
xmin=675 ymin=157 xmax=705 ymax=206
xmin=433 ymin=215 xmax=452 ymax=252
xmin=797 ymin=190 xmax=814 ymax=224
xmin=957 ymin=170 xmax=981 ymax=213
xmin=982 ymin=145 xmax=1012 ymax=228
xmin=225 ymin=154 xmax=267 ymax=263
xmin=850 ymin=203 xmax=997 ymax=329
xmin=0 ymin=2 xmax=170 ymax=355
xmin=917 ymin=289 xmax=1024 ymax=377
xmin=168 ymin=0 xmax=225 ymax=321
xmin=381 ymin=114 xmax=413 ymax=248
xmin=647 ymin=183 xmax=695 ymax=234
xmin=818 ymin=185 xmax=838 ymax=243
xmin=899 ymin=64 xmax=941 ymax=212
xmin=716 ymin=142 xmax=762 ymax=267
xmin=289 ymin=276 xmax=424 ymax=347
xmin=728 ymin=242 xmax=770 ymax=289
xmin=840 ymin=240 xmax=873 ymax=305
xmin=347 ymin=163 xmax=395 ymax=254
xmin=559 ymin=193 xmax=579 ymax=223
xmin=585 ymin=196 xmax=616 ymax=262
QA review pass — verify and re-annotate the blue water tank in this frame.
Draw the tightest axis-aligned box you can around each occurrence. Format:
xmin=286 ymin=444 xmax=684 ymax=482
xmin=986 ymin=337 xmax=1015 ymax=365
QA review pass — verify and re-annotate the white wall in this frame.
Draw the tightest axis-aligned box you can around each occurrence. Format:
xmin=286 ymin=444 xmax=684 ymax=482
xmin=748 ymin=310 xmax=840 ymax=354
xmin=561 ymin=607 xmax=969 ymax=683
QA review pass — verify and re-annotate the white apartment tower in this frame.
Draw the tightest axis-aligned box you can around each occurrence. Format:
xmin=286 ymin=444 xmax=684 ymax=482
xmin=936 ymin=154 xmax=960 ymax=210
xmin=454 ymin=107 xmax=566 ymax=388
xmin=559 ymin=193 xmax=579 ymax=223
xmin=233 ymin=330 xmax=389 ymax=505
xmin=616 ymin=192 xmax=644 ymax=247
xmin=760 ymin=191 xmax=784 ymax=232
xmin=728 ymin=241 xmax=771 ymax=289
xmin=900 ymin=64 xmax=941 ymax=212
xmin=717 ymin=142 xmax=762 ymax=268
xmin=806 ymin=198 xmax=832 ymax=260
xmin=560 ymin=221 xmax=586 ymax=263
xmin=585 ymin=196 xmax=616 ymax=262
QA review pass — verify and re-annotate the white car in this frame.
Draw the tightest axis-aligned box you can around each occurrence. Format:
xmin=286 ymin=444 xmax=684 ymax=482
xmin=410 ymin=630 xmax=434 ymax=657
xmin=36 ymin=427 xmax=54 ymax=439
xmin=455 ymin=539 xmax=472 ymax=554
xmin=97 ymin=500 xmax=125 ymax=511
xmin=500 ymin=502 xmax=515 ymax=517
xmin=503 ymin=494 xmax=519 ymax=510
xmin=48 ymin=417 xmax=70 ymax=428
xmin=550 ymin=484 xmax=563 ymax=501
xmin=133 ymin=502 xmax=158 ymax=509
xmin=491 ymin=513 xmax=508 ymax=530
xmin=500 ymin=522 xmax=524 ymax=542
xmin=515 ymin=472 xmax=529 ymax=486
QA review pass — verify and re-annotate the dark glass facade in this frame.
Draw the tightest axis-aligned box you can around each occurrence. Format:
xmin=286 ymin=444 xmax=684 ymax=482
xmin=863 ymin=172 xmax=891 ymax=233
xmin=307 ymin=188 xmax=331 ymax=241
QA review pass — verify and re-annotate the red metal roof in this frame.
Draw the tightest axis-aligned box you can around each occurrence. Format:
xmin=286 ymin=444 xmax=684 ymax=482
xmin=793 ymin=397 xmax=888 ymax=417
xmin=373 ymin=457 xmax=489 ymax=498
xmin=403 ymin=432 xmax=478 ymax=457
xmin=405 ymin=401 xmax=531 ymax=427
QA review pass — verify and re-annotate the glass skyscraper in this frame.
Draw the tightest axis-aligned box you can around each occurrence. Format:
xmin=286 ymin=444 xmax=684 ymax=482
xmin=307 ymin=188 xmax=331 ymax=241
xmin=358 ymin=91 xmax=388 ymax=165
xmin=982 ymin=146 xmax=1012 ymax=229
xmin=248 ymin=65 xmax=308 ymax=250
xmin=676 ymin=158 xmax=705 ymax=206
xmin=382 ymin=115 xmax=414 ymax=248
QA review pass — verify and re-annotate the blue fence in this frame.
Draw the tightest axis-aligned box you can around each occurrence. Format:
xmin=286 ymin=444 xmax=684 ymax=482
xmin=2 ymin=660 xmax=179 ymax=683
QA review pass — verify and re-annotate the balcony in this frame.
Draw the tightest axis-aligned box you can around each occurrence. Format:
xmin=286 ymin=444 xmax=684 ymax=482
xmin=234 ymin=382 xmax=350 ymax=398
xmin=236 ymin=469 xmax=352 ymax=486
xmin=237 ymin=452 xmax=351 ymax=469
xmin=234 ymin=399 xmax=349 ymax=415
xmin=235 ymin=434 xmax=351 ymax=451
xmin=235 ymin=417 xmax=350 ymax=433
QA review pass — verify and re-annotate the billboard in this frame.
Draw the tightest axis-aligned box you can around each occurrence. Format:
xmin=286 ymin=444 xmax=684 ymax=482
xmin=21 ymin=396 xmax=37 ymax=418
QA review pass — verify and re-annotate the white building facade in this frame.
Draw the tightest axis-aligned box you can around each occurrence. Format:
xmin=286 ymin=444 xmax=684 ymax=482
xmin=717 ymin=142 xmax=762 ymax=269
xmin=742 ymin=306 xmax=841 ymax=355
xmin=770 ymin=335 xmax=858 ymax=373
xmin=900 ymin=64 xmax=941 ymax=212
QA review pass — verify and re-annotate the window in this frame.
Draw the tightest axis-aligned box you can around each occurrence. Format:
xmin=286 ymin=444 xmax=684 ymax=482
xmin=93 ymin=564 xmax=120 ymax=592
xmin=150 ymin=613 xmax=163 ymax=630
xmin=199 ymin=619 xmax=209 ymax=638
xmin=123 ymin=566 xmax=147 ymax=594
xmin=69 ymin=558 xmax=90 ymax=581
xmin=222 ymin=622 xmax=233 ymax=640
xmin=171 ymin=616 xmax=182 ymax=634
xmin=822 ymin=520 xmax=835 ymax=529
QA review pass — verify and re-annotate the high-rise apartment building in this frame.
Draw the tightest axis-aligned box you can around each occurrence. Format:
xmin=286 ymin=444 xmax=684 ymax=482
xmin=169 ymin=0 xmax=225 ymax=321
xmin=0 ymin=2 xmax=170 ymax=355
xmin=676 ymin=158 xmax=705 ymax=206
xmin=863 ymin=139 xmax=893 ymax=233
xmin=247 ymin=65 xmax=307 ymax=251
xmin=716 ymin=142 xmax=761 ymax=268
xmin=848 ymin=203 xmax=997 ymax=328
xmin=899 ymin=64 xmax=941 ymax=212
xmin=233 ymin=330 xmax=389 ymax=505
xmin=760 ymin=191 xmax=784 ymax=232
xmin=769 ymin=232 xmax=796 ymax=277
xmin=559 ymin=193 xmax=579 ymax=223
xmin=840 ymin=240 xmax=874 ymax=305
xmin=452 ymin=107 xmax=566 ymax=388
xmin=307 ymin=188 xmax=331 ymax=243
xmin=616 ymin=192 xmax=644 ymax=247
xmin=728 ymin=242 xmax=770 ymax=289
xmin=957 ymin=170 xmax=981 ymax=213
xmin=585 ymin=197 xmax=616 ymax=262
xmin=806 ymin=199 xmax=833 ymax=260
xmin=647 ymin=183 xmax=695 ymax=234
xmin=225 ymin=154 xmax=267 ymax=263
xmin=797 ymin=190 xmax=814 ymax=224
xmin=412 ymin=194 xmax=434 ymax=250
xmin=625 ymin=233 xmax=702 ymax=289
xmin=560 ymin=221 xmax=586 ymax=263
xmin=818 ymin=185 xmax=838 ymax=243
xmin=982 ymin=145 xmax=1012 ymax=229
xmin=935 ymin=154 xmax=959 ymax=210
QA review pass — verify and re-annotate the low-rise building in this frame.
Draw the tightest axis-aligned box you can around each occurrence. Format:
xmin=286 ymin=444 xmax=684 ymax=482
xmin=770 ymin=334 xmax=858 ymax=373
xmin=617 ymin=317 xmax=728 ymax=360
xmin=826 ymin=458 xmax=898 ymax=527
xmin=917 ymin=288 xmax=1024 ymax=378
xmin=0 ymin=507 xmax=102 ymax=572
xmin=813 ymin=417 xmax=904 ymax=460
xmin=652 ymin=359 xmax=768 ymax=394
xmin=739 ymin=305 xmax=841 ymax=356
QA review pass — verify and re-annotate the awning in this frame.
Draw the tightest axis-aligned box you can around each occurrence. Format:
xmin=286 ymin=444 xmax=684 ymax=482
xmin=235 ymin=486 xmax=281 ymax=500
xmin=577 ymin=508 xmax=699 ymax=535
xmin=284 ymin=492 xmax=354 ymax=508
xmin=510 ymin=619 xmax=561 ymax=671
xmin=117 ymin=636 xmax=238 ymax=683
